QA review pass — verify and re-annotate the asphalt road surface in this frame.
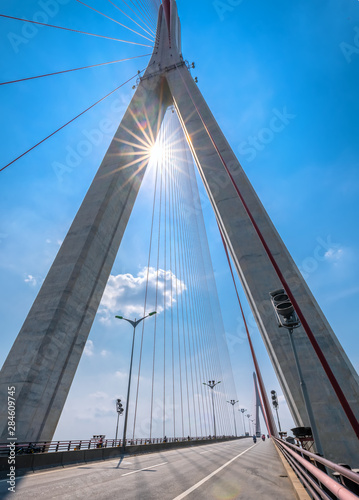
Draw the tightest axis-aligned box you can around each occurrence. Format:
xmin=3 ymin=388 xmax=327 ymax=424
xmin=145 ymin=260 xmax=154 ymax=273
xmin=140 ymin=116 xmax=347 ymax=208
xmin=0 ymin=438 xmax=297 ymax=499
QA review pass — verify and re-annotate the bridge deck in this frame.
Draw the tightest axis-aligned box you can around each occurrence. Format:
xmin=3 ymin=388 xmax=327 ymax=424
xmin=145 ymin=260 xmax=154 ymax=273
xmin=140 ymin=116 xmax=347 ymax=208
xmin=0 ymin=438 xmax=304 ymax=499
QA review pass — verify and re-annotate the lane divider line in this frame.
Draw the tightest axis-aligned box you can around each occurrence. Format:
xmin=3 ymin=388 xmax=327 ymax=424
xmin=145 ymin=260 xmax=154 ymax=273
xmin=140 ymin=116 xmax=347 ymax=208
xmin=121 ymin=461 xmax=168 ymax=477
xmin=172 ymin=444 xmax=257 ymax=499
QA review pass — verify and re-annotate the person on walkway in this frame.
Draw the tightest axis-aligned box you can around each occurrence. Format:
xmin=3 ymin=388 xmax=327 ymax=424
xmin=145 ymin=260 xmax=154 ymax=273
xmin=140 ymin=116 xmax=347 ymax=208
xmin=253 ymin=435 xmax=257 ymax=443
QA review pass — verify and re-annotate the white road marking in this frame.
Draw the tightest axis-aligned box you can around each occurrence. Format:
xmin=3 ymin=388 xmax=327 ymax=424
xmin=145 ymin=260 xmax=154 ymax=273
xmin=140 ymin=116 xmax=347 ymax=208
xmin=199 ymin=451 xmax=210 ymax=454
xmin=172 ymin=444 xmax=256 ymax=499
xmin=121 ymin=461 xmax=168 ymax=477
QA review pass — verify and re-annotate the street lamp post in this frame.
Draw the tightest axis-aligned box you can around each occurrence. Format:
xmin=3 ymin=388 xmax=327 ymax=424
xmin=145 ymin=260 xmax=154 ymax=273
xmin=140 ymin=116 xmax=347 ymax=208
xmin=239 ymin=408 xmax=247 ymax=435
xmin=269 ymin=289 xmax=324 ymax=456
xmin=203 ymin=380 xmax=221 ymax=438
xmin=246 ymin=414 xmax=252 ymax=435
xmin=251 ymin=419 xmax=255 ymax=435
xmin=115 ymin=311 xmax=157 ymax=451
xmin=227 ymin=400 xmax=239 ymax=437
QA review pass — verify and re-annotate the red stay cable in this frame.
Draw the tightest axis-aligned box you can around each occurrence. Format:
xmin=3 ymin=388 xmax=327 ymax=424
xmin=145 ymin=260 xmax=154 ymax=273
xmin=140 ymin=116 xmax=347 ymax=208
xmin=218 ymin=224 xmax=276 ymax=437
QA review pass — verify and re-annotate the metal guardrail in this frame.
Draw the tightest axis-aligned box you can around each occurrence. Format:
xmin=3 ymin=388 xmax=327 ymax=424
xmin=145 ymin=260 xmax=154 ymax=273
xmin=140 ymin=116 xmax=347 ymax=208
xmin=274 ymin=437 xmax=359 ymax=500
xmin=0 ymin=435 xmax=233 ymax=456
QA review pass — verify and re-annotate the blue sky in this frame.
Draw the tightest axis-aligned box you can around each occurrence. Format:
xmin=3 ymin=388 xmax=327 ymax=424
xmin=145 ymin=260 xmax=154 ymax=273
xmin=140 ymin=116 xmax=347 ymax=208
xmin=0 ymin=0 xmax=358 ymax=441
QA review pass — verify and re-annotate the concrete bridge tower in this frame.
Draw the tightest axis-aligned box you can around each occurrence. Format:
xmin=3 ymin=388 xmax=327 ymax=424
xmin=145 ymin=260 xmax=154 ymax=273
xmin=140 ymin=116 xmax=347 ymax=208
xmin=0 ymin=0 xmax=358 ymax=465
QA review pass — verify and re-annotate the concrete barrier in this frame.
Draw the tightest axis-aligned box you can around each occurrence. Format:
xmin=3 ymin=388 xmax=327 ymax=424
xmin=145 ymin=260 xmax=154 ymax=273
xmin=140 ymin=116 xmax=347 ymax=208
xmin=0 ymin=436 xmax=248 ymax=478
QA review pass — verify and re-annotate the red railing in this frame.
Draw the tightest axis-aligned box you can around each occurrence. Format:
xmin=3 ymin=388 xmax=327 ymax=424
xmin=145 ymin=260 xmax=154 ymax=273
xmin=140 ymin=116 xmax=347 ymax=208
xmin=274 ymin=437 xmax=359 ymax=499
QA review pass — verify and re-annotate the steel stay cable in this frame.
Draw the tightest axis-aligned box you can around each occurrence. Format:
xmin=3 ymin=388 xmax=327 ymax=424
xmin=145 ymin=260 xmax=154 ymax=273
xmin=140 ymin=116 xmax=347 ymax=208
xmin=186 ymin=214 xmax=209 ymax=437
xmin=179 ymin=210 xmax=201 ymax=437
xmin=190 ymin=230 xmax=220 ymax=436
xmin=176 ymin=172 xmax=199 ymax=436
xmin=128 ymin=0 xmax=155 ymax=30
xmin=179 ymin=201 xmax=197 ymax=436
xmin=168 ymin=115 xmax=176 ymax=438
xmin=175 ymin=176 xmax=192 ymax=436
xmin=193 ymin=248 xmax=218 ymax=435
xmin=118 ymin=0 xmax=155 ymax=35
xmin=158 ymin=124 xmax=166 ymax=439
xmin=172 ymin=127 xmax=221 ymax=436
xmin=131 ymin=145 xmax=160 ymax=440
xmin=149 ymin=132 xmax=164 ymax=441
xmin=134 ymin=0 xmax=157 ymax=29
xmin=183 ymin=171 xmax=234 ymax=437
xmin=185 ymin=222 xmax=205 ymax=437
xmin=193 ymin=219 xmax=231 ymax=436
xmin=175 ymin=66 xmax=359 ymax=440
xmin=107 ymin=0 xmax=155 ymax=39
xmin=173 ymin=152 xmax=192 ymax=437
xmin=176 ymin=146 xmax=209 ymax=437
xmin=196 ymin=298 xmax=215 ymax=436
xmin=173 ymin=188 xmax=187 ymax=437
xmin=0 ymin=69 xmax=144 ymax=173
xmin=177 ymin=136 xmax=213 ymax=438
xmin=74 ymin=0 xmax=154 ymax=42
xmin=0 ymin=54 xmax=151 ymax=86
xmin=204 ymin=275 xmax=237 ymax=436
xmin=163 ymin=122 xmax=168 ymax=439
xmin=169 ymin=117 xmax=185 ymax=437
xmin=189 ymin=261 xmax=210 ymax=437
xmin=170 ymin=116 xmax=214 ymax=438
xmin=190 ymin=263 xmax=212 ymax=437
xmin=0 ymin=14 xmax=153 ymax=47
xmin=172 ymin=138 xmax=208 ymax=437
xmin=183 ymin=141 xmax=232 ymax=436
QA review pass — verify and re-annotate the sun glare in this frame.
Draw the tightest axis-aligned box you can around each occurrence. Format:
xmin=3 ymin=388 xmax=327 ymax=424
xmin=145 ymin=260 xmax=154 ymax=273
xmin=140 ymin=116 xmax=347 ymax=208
xmin=150 ymin=141 xmax=164 ymax=164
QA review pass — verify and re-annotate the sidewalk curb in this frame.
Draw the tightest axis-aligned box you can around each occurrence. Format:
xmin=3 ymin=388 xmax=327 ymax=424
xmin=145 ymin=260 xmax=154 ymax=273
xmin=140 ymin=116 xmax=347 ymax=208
xmin=273 ymin=441 xmax=311 ymax=500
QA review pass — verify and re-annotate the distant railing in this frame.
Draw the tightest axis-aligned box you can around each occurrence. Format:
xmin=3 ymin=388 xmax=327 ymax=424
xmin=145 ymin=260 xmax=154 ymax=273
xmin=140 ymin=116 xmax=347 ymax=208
xmin=274 ymin=437 xmax=359 ymax=499
xmin=0 ymin=435 xmax=236 ymax=456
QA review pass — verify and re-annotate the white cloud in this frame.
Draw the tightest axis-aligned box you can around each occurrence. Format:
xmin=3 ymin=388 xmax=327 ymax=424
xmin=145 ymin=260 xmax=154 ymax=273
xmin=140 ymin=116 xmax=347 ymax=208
xmin=84 ymin=340 xmax=94 ymax=357
xmin=89 ymin=391 xmax=108 ymax=400
xmin=100 ymin=350 xmax=109 ymax=357
xmin=99 ymin=267 xmax=186 ymax=322
xmin=324 ymin=247 xmax=344 ymax=262
xmin=24 ymin=274 xmax=37 ymax=286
